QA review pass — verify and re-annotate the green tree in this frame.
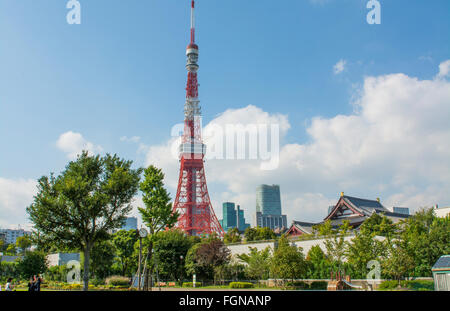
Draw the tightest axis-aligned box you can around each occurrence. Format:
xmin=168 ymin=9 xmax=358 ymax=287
xmin=112 ymin=230 xmax=139 ymax=276
xmin=244 ymin=227 xmax=276 ymax=242
xmin=138 ymin=165 xmax=179 ymax=289
xmin=398 ymin=208 xmax=450 ymax=277
xmin=152 ymin=229 xmax=194 ymax=283
xmin=305 ymin=245 xmax=330 ymax=279
xmin=382 ymin=242 xmax=415 ymax=283
xmin=185 ymin=239 xmax=231 ymax=282
xmin=89 ymin=239 xmax=116 ymax=280
xmin=16 ymin=236 xmax=32 ymax=254
xmin=223 ymin=228 xmax=242 ymax=244
xmin=27 ymin=152 xmax=142 ymax=290
xmin=313 ymin=219 xmax=334 ymax=236
xmin=238 ymin=246 xmax=272 ymax=280
xmin=244 ymin=227 xmax=257 ymax=242
xmin=324 ymin=220 xmax=351 ymax=272
xmin=346 ymin=225 xmax=385 ymax=278
xmin=270 ymin=235 xmax=307 ymax=281
xmin=6 ymin=244 xmax=16 ymax=255
xmin=361 ymin=213 xmax=395 ymax=237
xmin=16 ymin=251 xmax=48 ymax=279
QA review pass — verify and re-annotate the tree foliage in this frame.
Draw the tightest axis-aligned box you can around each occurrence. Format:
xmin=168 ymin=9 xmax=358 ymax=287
xmin=270 ymin=235 xmax=307 ymax=281
xmin=223 ymin=228 xmax=242 ymax=244
xmin=305 ymin=245 xmax=330 ymax=279
xmin=16 ymin=251 xmax=48 ymax=279
xmin=238 ymin=246 xmax=272 ymax=280
xmin=152 ymin=229 xmax=195 ymax=282
xmin=112 ymin=230 xmax=138 ymax=276
xmin=244 ymin=227 xmax=276 ymax=242
xmin=27 ymin=151 xmax=141 ymax=290
xmin=16 ymin=236 xmax=32 ymax=253
xmin=89 ymin=239 xmax=116 ymax=280
xmin=137 ymin=165 xmax=179 ymax=289
xmin=185 ymin=239 xmax=230 ymax=281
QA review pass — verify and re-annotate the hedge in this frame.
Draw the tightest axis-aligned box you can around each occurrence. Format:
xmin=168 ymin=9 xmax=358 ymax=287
xmin=229 ymin=282 xmax=254 ymax=289
xmin=309 ymin=281 xmax=328 ymax=290
xmin=182 ymin=282 xmax=202 ymax=287
xmin=105 ymin=276 xmax=130 ymax=287
xmin=379 ymin=280 xmax=434 ymax=291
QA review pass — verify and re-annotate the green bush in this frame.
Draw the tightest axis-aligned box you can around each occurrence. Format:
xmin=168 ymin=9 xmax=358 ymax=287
xmin=229 ymin=282 xmax=254 ymax=289
xmin=105 ymin=275 xmax=130 ymax=287
xmin=406 ymin=280 xmax=434 ymax=291
xmin=379 ymin=280 xmax=406 ymax=290
xmin=309 ymin=281 xmax=328 ymax=290
xmin=91 ymin=278 xmax=105 ymax=286
xmin=182 ymin=282 xmax=202 ymax=287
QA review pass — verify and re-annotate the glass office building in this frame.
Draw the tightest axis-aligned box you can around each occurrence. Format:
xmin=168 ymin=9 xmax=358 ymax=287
xmin=220 ymin=202 xmax=250 ymax=232
xmin=255 ymin=184 xmax=287 ymax=230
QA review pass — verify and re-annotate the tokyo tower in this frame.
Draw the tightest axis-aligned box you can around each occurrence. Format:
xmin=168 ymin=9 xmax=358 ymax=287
xmin=172 ymin=0 xmax=224 ymax=236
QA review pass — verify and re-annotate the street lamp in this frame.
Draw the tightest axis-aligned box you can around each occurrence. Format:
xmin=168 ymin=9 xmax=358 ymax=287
xmin=137 ymin=227 xmax=148 ymax=291
xmin=179 ymin=255 xmax=184 ymax=286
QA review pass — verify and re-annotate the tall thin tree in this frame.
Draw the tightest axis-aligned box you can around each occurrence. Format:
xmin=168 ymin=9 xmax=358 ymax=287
xmin=138 ymin=165 xmax=179 ymax=290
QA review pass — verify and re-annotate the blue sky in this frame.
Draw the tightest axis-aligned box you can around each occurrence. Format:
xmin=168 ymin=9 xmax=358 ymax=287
xmin=1 ymin=0 xmax=450 ymax=228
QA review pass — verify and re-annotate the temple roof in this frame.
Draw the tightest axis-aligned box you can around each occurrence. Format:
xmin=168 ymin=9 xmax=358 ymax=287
xmin=432 ymin=255 xmax=450 ymax=270
xmin=343 ymin=196 xmax=387 ymax=214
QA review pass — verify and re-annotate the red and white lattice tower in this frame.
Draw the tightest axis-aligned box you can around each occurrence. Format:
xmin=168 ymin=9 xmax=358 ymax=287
xmin=172 ymin=0 xmax=224 ymax=236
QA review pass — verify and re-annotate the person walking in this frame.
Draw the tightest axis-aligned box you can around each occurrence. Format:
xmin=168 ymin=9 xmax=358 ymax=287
xmin=5 ymin=278 xmax=14 ymax=291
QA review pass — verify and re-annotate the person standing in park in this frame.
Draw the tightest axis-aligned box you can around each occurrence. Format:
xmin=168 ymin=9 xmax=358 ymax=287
xmin=27 ymin=276 xmax=35 ymax=292
xmin=5 ymin=278 xmax=14 ymax=291
xmin=34 ymin=275 xmax=42 ymax=292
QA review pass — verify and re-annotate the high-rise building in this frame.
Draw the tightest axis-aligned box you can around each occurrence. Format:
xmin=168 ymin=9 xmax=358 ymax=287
xmin=220 ymin=202 xmax=250 ymax=232
xmin=256 ymin=185 xmax=282 ymax=215
xmin=0 ymin=228 xmax=31 ymax=245
xmin=255 ymin=185 xmax=287 ymax=230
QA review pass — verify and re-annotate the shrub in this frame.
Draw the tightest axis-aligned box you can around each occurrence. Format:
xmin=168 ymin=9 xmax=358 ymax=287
xmin=309 ymin=281 xmax=328 ymax=290
xmin=182 ymin=282 xmax=202 ymax=287
xmin=91 ymin=278 xmax=105 ymax=286
xmin=105 ymin=275 xmax=130 ymax=287
xmin=71 ymin=283 xmax=82 ymax=290
xmin=406 ymin=280 xmax=434 ymax=291
xmin=379 ymin=280 xmax=400 ymax=290
xmin=229 ymin=282 xmax=254 ymax=289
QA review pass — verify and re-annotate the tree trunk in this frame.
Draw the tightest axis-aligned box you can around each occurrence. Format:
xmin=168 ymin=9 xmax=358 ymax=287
xmin=83 ymin=244 xmax=91 ymax=291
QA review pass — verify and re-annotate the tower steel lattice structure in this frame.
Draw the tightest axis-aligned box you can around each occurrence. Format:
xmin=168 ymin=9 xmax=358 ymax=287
xmin=172 ymin=0 xmax=224 ymax=236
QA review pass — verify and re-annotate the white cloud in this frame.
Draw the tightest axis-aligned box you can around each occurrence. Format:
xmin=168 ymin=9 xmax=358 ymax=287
xmin=437 ymin=60 xmax=450 ymax=78
xmin=144 ymin=61 xmax=450 ymax=225
xmin=120 ymin=136 xmax=141 ymax=143
xmin=0 ymin=178 xmax=37 ymax=229
xmin=333 ymin=59 xmax=347 ymax=75
xmin=56 ymin=131 xmax=103 ymax=160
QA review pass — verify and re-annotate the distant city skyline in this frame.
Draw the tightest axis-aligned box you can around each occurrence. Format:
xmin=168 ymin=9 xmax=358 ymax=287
xmin=1 ymin=0 xmax=450 ymax=229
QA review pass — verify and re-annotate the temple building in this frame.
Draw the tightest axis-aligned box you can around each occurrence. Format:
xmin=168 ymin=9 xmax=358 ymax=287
xmin=286 ymin=192 xmax=411 ymax=237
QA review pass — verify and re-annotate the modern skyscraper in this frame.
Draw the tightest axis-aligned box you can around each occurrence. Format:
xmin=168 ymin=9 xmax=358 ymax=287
xmin=220 ymin=202 xmax=250 ymax=232
xmin=255 ymin=185 xmax=287 ymax=230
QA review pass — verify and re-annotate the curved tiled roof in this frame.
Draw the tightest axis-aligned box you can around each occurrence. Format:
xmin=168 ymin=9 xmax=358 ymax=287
xmin=432 ymin=255 xmax=450 ymax=270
